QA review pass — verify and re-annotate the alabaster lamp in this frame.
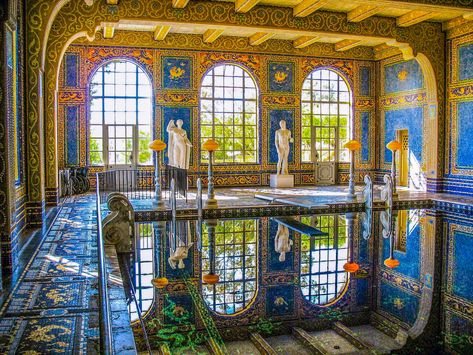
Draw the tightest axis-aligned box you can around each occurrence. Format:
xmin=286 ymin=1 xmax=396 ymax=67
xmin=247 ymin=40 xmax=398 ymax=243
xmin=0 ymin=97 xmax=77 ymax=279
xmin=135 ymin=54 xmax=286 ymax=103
xmin=386 ymin=140 xmax=402 ymax=197
xmin=202 ymin=219 xmax=220 ymax=285
xmin=343 ymin=140 xmax=362 ymax=199
xmin=343 ymin=212 xmax=360 ymax=273
xmin=149 ymin=139 xmax=166 ymax=207
xmin=202 ymin=139 xmax=219 ymax=208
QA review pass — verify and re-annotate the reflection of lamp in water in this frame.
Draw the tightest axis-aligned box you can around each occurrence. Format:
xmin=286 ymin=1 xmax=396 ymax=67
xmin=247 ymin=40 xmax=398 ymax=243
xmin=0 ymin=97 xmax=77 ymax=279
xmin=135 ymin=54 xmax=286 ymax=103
xmin=343 ymin=212 xmax=360 ymax=273
xmin=149 ymin=139 xmax=166 ymax=207
xmin=203 ymin=139 xmax=219 ymax=208
xmin=152 ymin=221 xmax=169 ymax=289
xmin=203 ymin=219 xmax=220 ymax=285
xmin=343 ymin=140 xmax=361 ymax=199
xmin=386 ymin=140 xmax=402 ymax=197
xmin=384 ymin=222 xmax=400 ymax=269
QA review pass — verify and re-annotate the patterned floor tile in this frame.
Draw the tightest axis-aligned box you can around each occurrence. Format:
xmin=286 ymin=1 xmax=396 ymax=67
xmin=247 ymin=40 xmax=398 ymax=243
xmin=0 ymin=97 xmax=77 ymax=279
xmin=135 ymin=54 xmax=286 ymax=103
xmin=2 ymin=281 xmax=88 ymax=316
xmin=0 ymin=316 xmax=87 ymax=354
xmin=0 ymin=195 xmax=100 ymax=353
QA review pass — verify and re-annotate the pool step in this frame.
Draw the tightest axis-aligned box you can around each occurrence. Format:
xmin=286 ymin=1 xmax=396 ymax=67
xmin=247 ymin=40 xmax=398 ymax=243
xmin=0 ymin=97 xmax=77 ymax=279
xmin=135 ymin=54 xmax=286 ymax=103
xmin=348 ymin=324 xmax=404 ymax=354
xmin=250 ymin=333 xmax=277 ymax=354
xmin=226 ymin=339 xmax=267 ymax=354
xmin=306 ymin=329 xmax=362 ymax=354
xmin=143 ymin=322 xmax=404 ymax=354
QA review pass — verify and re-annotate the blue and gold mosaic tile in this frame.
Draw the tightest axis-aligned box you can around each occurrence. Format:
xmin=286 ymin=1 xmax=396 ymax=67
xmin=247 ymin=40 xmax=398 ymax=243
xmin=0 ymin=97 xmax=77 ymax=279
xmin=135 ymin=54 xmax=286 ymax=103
xmin=268 ymin=62 xmax=294 ymax=93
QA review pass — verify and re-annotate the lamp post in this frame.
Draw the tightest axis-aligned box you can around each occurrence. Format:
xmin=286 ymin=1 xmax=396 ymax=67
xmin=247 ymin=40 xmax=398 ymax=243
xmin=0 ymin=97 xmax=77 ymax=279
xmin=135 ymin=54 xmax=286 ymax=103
xmin=386 ymin=140 xmax=402 ymax=197
xmin=203 ymin=139 xmax=219 ymax=208
xmin=151 ymin=221 xmax=169 ymax=289
xmin=149 ymin=139 xmax=166 ymax=207
xmin=202 ymin=219 xmax=220 ymax=285
xmin=384 ymin=224 xmax=400 ymax=269
xmin=343 ymin=212 xmax=360 ymax=273
xmin=343 ymin=140 xmax=361 ymax=199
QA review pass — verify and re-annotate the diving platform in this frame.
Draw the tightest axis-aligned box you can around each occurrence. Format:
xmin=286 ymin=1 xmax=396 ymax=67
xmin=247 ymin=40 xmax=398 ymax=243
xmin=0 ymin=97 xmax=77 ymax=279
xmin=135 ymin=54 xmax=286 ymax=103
xmin=272 ymin=217 xmax=327 ymax=236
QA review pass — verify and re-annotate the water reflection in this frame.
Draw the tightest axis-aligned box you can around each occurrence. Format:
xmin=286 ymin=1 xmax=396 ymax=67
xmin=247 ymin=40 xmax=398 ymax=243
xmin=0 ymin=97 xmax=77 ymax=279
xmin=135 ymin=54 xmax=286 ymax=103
xmin=300 ymin=215 xmax=349 ymax=305
xmin=202 ymin=219 xmax=258 ymax=315
xmin=129 ymin=222 xmax=154 ymax=322
xmin=123 ymin=208 xmax=473 ymax=353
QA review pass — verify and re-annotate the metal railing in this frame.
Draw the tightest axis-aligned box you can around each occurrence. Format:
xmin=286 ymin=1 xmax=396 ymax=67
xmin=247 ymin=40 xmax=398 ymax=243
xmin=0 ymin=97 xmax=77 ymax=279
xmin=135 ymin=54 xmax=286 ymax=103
xmin=97 ymin=167 xmax=190 ymax=202
xmin=99 ymin=169 xmax=155 ymax=201
xmin=95 ymin=173 xmax=114 ymax=354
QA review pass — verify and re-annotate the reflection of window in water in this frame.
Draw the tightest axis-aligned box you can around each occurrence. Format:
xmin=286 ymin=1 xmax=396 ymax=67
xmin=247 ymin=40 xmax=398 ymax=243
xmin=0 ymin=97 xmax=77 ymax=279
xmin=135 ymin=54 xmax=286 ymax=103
xmin=202 ymin=219 xmax=258 ymax=315
xmin=300 ymin=215 xmax=349 ymax=305
xmin=129 ymin=222 xmax=154 ymax=322
xmin=395 ymin=210 xmax=419 ymax=253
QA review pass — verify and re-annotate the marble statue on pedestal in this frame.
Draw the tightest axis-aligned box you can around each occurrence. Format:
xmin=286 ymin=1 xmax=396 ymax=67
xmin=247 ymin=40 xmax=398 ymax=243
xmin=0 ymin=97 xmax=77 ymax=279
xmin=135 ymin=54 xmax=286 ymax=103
xmin=275 ymin=223 xmax=292 ymax=262
xmin=166 ymin=119 xmax=192 ymax=169
xmin=275 ymin=120 xmax=292 ymax=175
xmin=270 ymin=119 xmax=294 ymax=187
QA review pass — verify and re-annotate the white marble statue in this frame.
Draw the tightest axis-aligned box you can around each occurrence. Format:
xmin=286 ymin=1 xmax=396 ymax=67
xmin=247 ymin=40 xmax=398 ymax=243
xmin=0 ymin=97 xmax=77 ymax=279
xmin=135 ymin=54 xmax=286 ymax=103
xmin=274 ymin=224 xmax=292 ymax=262
xmin=275 ymin=120 xmax=293 ymax=175
xmin=166 ymin=119 xmax=192 ymax=169
xmin=168 ymin=242 xmax=194 ymax=269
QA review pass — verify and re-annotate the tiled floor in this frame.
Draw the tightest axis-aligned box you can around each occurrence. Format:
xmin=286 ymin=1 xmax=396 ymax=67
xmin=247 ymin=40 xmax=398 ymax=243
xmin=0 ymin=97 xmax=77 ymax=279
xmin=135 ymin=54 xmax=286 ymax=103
xmin=0 ymin=196 xmax=99 ymax=354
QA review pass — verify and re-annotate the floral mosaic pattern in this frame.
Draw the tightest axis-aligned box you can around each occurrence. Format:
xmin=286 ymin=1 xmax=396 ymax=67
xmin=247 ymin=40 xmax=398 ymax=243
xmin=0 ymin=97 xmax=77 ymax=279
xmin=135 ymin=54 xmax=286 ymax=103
xmin=268 ymin=62 xmax=294 ymax=93
xmin=162 ymin=57 xmax=192 ymax=89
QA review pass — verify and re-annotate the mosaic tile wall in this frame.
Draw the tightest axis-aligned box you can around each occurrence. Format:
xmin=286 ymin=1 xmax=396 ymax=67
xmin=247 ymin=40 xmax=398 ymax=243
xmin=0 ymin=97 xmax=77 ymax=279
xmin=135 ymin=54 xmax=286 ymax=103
xmin=443 ymin=214 xmax=473 ymax=353
xmin=0 ymin=0 xmax=28 ymax=273
xmin=377 ymin=211 xmax=424 ymax=327
xmin=58 ymin=44 xmax=376 ymax=186
xmin=378 ymin=56 xmax=427 ymax=190
xmin=445 ymin=33 xmax=473 ymax=195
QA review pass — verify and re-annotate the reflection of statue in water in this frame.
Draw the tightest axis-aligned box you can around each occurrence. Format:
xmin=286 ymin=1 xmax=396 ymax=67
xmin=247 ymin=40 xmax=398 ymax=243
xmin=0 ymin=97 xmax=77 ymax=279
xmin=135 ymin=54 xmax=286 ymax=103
xmin=275 ymin=224 xmax=292 ymax=262
xmin=168 ymin=243 xmax=194 ymax=269
xmin=275 ymin=120 xmax=293 ymax=175
xmin=166 ymin=119 xmax=192 ymax=169
xmin=168 ymin=221 xmax=193 ymax=269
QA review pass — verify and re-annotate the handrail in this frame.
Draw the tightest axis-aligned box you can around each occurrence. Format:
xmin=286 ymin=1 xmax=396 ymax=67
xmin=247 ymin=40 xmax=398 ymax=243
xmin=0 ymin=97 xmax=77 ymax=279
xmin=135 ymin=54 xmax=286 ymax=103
xmin=96 ymin=173 xmax=114 ymax=354
xmin=196 ymin=178 xmax=203 ymax=252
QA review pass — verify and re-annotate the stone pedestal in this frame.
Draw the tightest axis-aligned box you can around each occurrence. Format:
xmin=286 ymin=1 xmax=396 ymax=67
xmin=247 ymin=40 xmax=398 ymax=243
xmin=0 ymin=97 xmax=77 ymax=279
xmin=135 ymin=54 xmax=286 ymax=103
xmin=270 ymin=174 xmax=294 ymax=188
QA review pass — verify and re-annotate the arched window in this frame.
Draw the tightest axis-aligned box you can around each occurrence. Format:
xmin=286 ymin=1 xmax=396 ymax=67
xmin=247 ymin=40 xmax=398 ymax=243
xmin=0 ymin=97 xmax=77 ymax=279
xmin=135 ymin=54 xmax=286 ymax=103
xmin=89 ymin=60 xmax=153 ymax=167
xmin=301 ymin=69 xmax=352 ymax=163
xmin=300 ymin=215 xmax=349 ymax=305
xmin=202 ymin=219 xmax=258 ymax=315
xmin=200 ymin=64 xmax=258 ymax=164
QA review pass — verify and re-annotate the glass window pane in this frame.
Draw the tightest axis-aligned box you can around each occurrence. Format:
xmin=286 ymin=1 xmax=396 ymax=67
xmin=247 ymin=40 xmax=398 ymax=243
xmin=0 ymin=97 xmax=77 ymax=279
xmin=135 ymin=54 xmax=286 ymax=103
xmin=199 ymin=64 xmax=259 ymax=164
xmin=89 ymin=60 xmax=153 ymax=166
xmin=301 ymin=69 xmax=352 ymax=163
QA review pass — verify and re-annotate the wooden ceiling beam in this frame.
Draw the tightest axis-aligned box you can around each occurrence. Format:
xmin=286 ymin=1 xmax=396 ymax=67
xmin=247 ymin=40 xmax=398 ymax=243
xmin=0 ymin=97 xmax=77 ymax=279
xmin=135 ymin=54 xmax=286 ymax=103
xmin=293 ymin=35 xmax=320 ymax=49
xmin=347 ymin=5 xmax=379 ymax=22
xmin=443 ymin=12 xmax=473 ymax=31
xmin=172 ymin=0 xmax=190 ymax=8
xmin=203 ymin=29 xmax=225 ymax=43
xmin=102 ymin=22 xmax=117 ymax=39
xmin=335 ymin=39 xmax=362 ymax=52
xmin=154 ymin=25 xmax=171 ymax=40
xmin=293 ymin=0 xmax=328 ymax=18
xmin=235 ymin=0 xmax=260 ymax=13
xmin=249 ymin=32 xmax=275 ymax=46
xmin=396 ymin=10 xmax=437 ymax=27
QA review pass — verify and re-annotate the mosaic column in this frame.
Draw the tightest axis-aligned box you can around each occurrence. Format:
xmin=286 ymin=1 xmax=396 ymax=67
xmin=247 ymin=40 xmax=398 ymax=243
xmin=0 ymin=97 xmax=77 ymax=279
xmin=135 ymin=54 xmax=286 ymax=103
xmin=387 ymin=140 xmax=401 ymax=197
xmin=344 ymin=140 xmax=361 ymax=199
xmin=203 ymin=139 xmax=219 ymax=208
xmin=149 ymin=139 xmax=166 ymax=207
